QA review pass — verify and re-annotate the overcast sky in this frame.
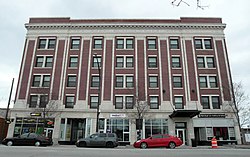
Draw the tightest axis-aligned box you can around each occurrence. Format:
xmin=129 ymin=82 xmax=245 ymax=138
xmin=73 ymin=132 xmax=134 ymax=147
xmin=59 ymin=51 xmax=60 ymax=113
xmin=0 ymin=0 xmax=249 ymax=108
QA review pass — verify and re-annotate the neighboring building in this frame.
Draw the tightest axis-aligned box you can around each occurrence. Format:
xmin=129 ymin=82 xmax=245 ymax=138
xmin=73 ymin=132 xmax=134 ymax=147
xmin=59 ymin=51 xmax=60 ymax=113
xmin=8 ymin=17 xmax=241 ymax=145
xmin=0 ymin=108 xmax=10 ymax=142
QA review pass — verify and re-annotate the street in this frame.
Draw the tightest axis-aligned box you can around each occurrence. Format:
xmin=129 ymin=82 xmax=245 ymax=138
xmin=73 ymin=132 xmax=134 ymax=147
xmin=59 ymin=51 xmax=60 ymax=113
xmin=0 ymin=145 xmax=250 ymax=157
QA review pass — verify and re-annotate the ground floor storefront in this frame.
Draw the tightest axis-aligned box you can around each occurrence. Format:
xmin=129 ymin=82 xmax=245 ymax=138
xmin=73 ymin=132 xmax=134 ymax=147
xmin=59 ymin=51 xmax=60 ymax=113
xmin=7 ymin=112 xmax=241 ymax=146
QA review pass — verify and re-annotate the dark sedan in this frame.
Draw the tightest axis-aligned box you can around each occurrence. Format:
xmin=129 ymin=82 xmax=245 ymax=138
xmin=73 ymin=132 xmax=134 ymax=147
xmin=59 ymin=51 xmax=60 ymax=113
xmin=2 ymin=133 xmax=53 ymax=146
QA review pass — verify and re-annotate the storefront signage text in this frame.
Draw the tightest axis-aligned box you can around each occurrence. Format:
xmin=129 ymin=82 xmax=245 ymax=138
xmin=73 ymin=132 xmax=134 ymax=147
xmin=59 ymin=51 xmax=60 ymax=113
xmin=198 ymin=114 xmax=226 ymax=118
xmin=110 ymin=114 xmax=126 ymax=118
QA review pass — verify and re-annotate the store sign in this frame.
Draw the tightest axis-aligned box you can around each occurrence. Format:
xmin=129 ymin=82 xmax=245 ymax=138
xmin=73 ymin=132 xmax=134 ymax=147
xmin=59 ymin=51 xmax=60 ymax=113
xmin=245 ymin=134 xmax=250 ymax=142
xmin=110 ymin=114 xmax=126 ymax=118
xmin=30 ymin=113 xmax=41 ymax=116
xmin=198 ymin=114 xmax=226 ymax=118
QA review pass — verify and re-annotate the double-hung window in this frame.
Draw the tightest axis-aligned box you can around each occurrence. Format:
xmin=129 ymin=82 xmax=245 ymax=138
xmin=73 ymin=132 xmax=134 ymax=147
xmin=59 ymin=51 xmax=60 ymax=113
xmin=173 ymin=76 xmax=182 ymax=88
xmin=38 ymin=39 xmax=47 ymax=49
xmin=32 ymin=76 xmax=41 ymax=87
xmin=71 ymin=39 xmax=80 ymax=49
xmin=65 ymin=96 xmax=75 ymax=108
xmin=201 ymin=96 xmax=210 ymax=109
xmin=197 ymin=57 xmax=205 ymax=68
xmin=91 ymin=76 xmax=100 ymax=87
xmin=199 ymin=76 xmax=208 ymax=88
xmin=92 ymin=56 xmax=102 ymax=68
xmin=48 ymin=39 xmax=56 ymax=49
xmin=148 ymin=39 xmax=156 ymax=49
xmin=69 ymin=56 xmax=78 ymax=68
xmin=174 ymin=96 xmax=183 ymax=109
xmin=116 ymin=76 xmax=124 ymax=88
xmin=201 ymin=96 xmax=220 ymax=109
xmin=170 ymin=39 xmax=179 ymax=49
xmin=126 ymin=96 xmax=134 ymax=109
xmin=29 ymin=95 xmax=38 ymax=108
xmin=94 ymin=39 xmax=102 ymax=49
xmin=209 ymin=76 xmax=217 ymax=88
xmin=39 ymin=95 xmax=48 ymax=108
xmin=172 ymin=57 xmax=181 ymax=68
xmin=212 ymin=96 xmax=220 ymax=109
xmin=116 ymin=39 xmax=124 ymax=49
xmin=126 ymin=57 xmax=133 ymax=68
xmin=67 ymin=75 xmax=77 ymax=87
xmin=115 ymin=96 xmax=123 ymax=109
xmin=148 ymin=57 xmax=157 ymax=68
xmin=126 ymin=76 xmax=134 ymax=88
xmin=197 ymin=56 xmax=215 ymax=68
xmin=35 ymin=56 xmax=53 ymax=67
xmin=116 ymin=57 xmax=124 ymax=68
xmin=42 ymin=75 xmax=50 ymax=87
xmin=126 ymin=39 xmax=133 ymax=49
xmin=149 ymin=76 xmax=158 ymax=88
xmin=90 ymin=96 xmax=98 ymax=109
xmin=150 ymin=96 xmax=159 ymax=109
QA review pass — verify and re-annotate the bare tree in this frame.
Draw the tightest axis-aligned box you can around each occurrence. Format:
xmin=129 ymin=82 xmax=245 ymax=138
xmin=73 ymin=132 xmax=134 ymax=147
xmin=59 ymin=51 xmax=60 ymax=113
xmin=226 ymin=82 xmax=250 ymax=143
xmin=171 ymin=0 xmax=209 ymax=9
xmin=128 ymin=96 xmax=149 ymax=140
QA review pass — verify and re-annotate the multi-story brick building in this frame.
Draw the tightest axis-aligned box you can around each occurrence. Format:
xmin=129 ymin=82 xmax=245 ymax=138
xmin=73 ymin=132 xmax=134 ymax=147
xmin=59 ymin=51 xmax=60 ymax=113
xmin=8 ymin=17 xmax=241 ymax=145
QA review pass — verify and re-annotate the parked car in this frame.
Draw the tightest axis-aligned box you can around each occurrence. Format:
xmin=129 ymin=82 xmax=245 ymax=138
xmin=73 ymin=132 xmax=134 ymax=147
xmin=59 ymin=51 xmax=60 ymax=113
xmin=133 ymin=134 xmax=183 ymax=149
xmin=76 ymin=133 xmax=119 ymax=148
xmin=2 ymin=133 xmax=53 ymax=146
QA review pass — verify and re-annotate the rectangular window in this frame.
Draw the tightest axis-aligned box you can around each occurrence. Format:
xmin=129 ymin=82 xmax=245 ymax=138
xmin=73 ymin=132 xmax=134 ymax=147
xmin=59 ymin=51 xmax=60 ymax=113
xmin=126 ymin=57 xmax=133 ymax=68
xmin=116 ymin=57 xmax=124 ymax=68
xmin=115 ymin=96 xmax=123 ymax=109
xmin=45 ymin=56 xmax=53 ymax=67
xmin=126 ymin=96 xmax=133 ymax=109
xmin=173 ymin=76 xmax=182 ymax=88
xmin=94 ymin=39 xmax=102 ymax=49
xmin=170 ymin=39 xmax=179 ymax=49
xmin=42 ymin=75 xmax=50 ymax=87
xmin=148 ymin=39 xmax=156 ymax=49
xmin=201 ymin=96 xmax=210 ymax=109
xmin=69 ymin=57 xmax=78 ymax=67
xmin=71 ymin=39 xmax=80 ymax=49
xmin=39 ymin=95 xmax=48 ymax=108
xmin=116 ymin=76 xmax=123 ymax=88
xmin=207 ymin=57 xmax=215 ymax=68
xmin=197 ymin=57 xmax=205 ymax=68
xmin=29 ymin=95 xmax=38 ymax=108
xmin=92 ymin=56 xmax=102 ymax=68
xmin=32 ymin=75 xmax=41 ymax=87
xmin=174 ymin=96 xmax=183 ymax=109
xmin=65 ymin=96 xmax=74 ymax=108
xmin=172 ymin=57 xmax=181 ymax=68
xmin=38 ymin=39 xmax=46 ymax=49
xmin=209 ymin=76 xmax=217 ymax=88
xmin=126 ymin=39 xmax=133 ymax=49
xmin=48 ymin=39 xmax=56 ymax=49
xmin=148 ymin=57 xmax=157 ymax=68
xmin=67 ymin=75 xmax=76 ymax=87
xmin=149 ymin=76 xmax=158 ymax=88
xmin=126 ymin=76 xmax=134 ymax=88
xmin=212 ymin=96 xmax=220 ymax=109
xmin=195 ymin=39 xmax=203 ymax=49
xmin=90 ymin=96 xmax=98 ymax=109
xmin=36 ymin=57 xmax=44 ymax=67
xmin=204 ymin=39 xmax=212 ymax=49
xmin=199 ymin=76 xmax=207 ymax=88
xmin=91 ymin=76 xmax=100 ymax=87
xmin=116 ymin=39 xmax=124 ymax=49
xmin=150 ymin=96 xmax=159 ymax=109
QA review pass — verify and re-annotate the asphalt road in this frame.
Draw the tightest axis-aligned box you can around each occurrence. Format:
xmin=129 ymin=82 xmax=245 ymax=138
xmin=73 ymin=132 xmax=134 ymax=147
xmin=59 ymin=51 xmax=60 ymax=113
xmin=0 ymin=145 xmax=250 ymax=157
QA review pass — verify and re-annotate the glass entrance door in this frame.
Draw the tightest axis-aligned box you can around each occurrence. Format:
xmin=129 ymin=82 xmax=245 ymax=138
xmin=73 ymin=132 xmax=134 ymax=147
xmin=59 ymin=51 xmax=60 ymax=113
xmin=176 ymin=129 xmax=185 ymax=145
xmin=45 ymin=128 xmax=53 ymax=138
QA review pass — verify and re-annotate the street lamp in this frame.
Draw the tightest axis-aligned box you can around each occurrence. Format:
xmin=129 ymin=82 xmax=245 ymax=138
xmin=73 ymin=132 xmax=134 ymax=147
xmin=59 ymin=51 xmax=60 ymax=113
xmin=94 ymin=53 xmax=101 ymax=133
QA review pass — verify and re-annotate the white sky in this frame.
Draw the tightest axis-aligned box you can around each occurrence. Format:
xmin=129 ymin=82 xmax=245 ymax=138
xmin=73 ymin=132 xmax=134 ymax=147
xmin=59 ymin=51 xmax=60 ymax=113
xmin=0 ymin=0 xmax=249 ymax=108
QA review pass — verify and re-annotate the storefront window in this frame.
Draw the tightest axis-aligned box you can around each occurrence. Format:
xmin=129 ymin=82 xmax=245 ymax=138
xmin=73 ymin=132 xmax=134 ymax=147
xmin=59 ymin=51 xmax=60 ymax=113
xmin=106 ymin=119 xmax=129 ymax=142
xmin=145 ymin=119 xmax=168 ymax=138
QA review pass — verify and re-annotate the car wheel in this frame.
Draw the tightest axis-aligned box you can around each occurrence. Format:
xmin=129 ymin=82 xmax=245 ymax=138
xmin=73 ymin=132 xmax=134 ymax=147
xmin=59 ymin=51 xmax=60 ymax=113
xmin=7 ymin=141 xmax=13 ymax=146
xmin=106 ymin=142 xmax=114 ymax=148
xmin=35 ymin=141 xmax=41 ymax=147
xmin=168 ymin=142 xmax=176 ymax=149
xmin=140 ymin=142 xmax=147 ymax=149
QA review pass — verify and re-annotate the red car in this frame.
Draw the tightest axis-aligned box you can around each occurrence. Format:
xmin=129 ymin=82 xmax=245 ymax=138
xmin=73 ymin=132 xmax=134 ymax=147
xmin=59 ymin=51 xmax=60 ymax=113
xmin=133 ymin=134 xmax=183 ymax=149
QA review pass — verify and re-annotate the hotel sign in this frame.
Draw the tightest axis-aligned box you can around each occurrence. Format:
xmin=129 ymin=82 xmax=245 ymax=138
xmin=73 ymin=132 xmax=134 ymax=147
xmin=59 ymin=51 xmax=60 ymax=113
xmin=198 ymin=114 xmax=226 ymax=118
xmin=110 ymin=114 xmax=126 ymax=118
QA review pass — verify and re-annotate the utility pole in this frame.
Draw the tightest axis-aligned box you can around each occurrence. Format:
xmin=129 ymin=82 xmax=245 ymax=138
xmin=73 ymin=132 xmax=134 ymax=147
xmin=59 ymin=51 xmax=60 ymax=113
xmin=94 ymin=53 xmax=101 ymax=133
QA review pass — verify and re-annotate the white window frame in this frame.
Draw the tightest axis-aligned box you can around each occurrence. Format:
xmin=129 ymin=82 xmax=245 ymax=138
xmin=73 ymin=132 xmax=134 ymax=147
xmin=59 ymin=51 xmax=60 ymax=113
xmin=116 ymin=37 xmax=134 ymax=50
xmin=199 ymin=75 xmax=218 ymax=89
xmin=201 ymin=95 xmax=220 ymax=109
xmin=32 ymin=74 xmax=51 ymax=88
xmin=35 ymin=55 xmax=53 ymax=68
xmin=38 ymin=38 xmax=56 ymax=50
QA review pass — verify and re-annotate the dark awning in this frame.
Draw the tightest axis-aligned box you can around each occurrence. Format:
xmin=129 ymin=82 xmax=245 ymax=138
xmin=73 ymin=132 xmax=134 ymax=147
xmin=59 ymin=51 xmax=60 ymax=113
xmin=169 ymin=110 xmax=201 ymax=118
